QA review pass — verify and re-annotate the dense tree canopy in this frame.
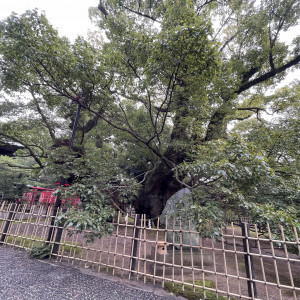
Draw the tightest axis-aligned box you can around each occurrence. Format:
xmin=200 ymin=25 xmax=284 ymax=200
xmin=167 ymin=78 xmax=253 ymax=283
xmin=0 ymin=1 xmax=299 ymax=237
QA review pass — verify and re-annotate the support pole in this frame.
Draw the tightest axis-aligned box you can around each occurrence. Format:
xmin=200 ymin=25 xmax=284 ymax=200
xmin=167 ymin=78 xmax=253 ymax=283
xmin=51 ymin=199 xmax=65 ymax=255
xmin=130 ymin=214 xmax=141 ymax=278
xmin=46 ymin=185 xmax=63 ymax=252
xmin=242 ymin=222 xmax=258 ymax=299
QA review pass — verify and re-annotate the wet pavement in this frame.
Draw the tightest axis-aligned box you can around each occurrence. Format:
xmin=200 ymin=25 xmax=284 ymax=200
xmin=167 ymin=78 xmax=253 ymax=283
xmin=0 ymin=247 xmax=183 ymax=300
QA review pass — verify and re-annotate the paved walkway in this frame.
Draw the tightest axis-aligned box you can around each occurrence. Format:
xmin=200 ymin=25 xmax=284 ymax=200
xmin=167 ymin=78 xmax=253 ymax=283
xmin=0 ymin=247 xmax=182 ymax=300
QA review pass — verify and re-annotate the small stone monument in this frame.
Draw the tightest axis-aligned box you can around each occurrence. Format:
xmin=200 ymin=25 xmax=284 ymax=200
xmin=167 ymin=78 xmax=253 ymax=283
xmin=146 ymin=188 xmax=212 ymax=276
xmin=160 ymin=188 xmax=200 ymax=248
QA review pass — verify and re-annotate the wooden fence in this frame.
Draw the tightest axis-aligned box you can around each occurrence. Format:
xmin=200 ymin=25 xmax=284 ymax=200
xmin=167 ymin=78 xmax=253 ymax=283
xmin=0 ymin=201 xmax=299 ymax=300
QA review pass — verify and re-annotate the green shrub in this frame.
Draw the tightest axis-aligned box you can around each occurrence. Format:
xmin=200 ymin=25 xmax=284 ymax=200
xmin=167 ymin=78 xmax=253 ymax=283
xmin=28 ymin=243 xmax=51 ymax=259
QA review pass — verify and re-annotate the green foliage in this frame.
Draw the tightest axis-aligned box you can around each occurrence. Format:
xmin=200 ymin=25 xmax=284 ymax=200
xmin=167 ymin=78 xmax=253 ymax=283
xmin=228 ymin=85 xmax=300 ymax=242
xmin=0 ymin=156 xmax=33 ymax=201
xmin=164 ymin=280 xmax=232 ymax=300
xmin=28 ymin=243 xmax=51 ymax=259
xmin=180 ymin=134 xmax=274 ymax=200
xmin=178 ymin=133 xmax=299 ymax=240
xmin=47 ymin=147 xmax=140 ymax=242
xmin=243 ymin=202 xmax=300 ymax=254
xmin=175 ymin=193 xmax=224 ymax=238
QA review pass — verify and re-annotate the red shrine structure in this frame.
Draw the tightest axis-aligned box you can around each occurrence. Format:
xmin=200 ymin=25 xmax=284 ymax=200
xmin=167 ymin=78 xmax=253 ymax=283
xmin=19 ymin=186 xmax=79 ymax=207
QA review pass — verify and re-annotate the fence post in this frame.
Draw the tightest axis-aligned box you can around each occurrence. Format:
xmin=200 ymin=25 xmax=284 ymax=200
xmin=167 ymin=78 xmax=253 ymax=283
xmin=51 ymin=205 xmax=67 ymax=256
xmin=130 ymin=214 xmax=141 ymax=278
xmin=46 ymin=194 xmax=65 ymax=256
xmin=0 ymin=203 xmax=17 ymax=243
xmin=242 ymin=222 xmax=257 ymax=299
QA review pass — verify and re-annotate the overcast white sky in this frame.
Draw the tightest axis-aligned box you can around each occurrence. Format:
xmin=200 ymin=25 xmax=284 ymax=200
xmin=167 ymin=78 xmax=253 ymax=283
xmin=0 ymin=0 xmax=97 ymax=41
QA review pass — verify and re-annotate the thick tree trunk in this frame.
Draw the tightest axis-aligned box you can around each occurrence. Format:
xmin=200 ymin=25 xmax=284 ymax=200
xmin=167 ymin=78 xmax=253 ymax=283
xmin=136 ymin=100 xmax=231 ymax=217
xmin=136 ymin=95 xmax=189 ymax=217
xmin=205 ymin=102 xmax=230 ymax=141
xmin=138 ymin=162 xmax=182 ymax=218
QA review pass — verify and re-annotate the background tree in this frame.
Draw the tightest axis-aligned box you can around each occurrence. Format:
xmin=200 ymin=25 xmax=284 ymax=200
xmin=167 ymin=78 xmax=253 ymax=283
xmin=0 ymin=10 xmax=138 ymax=221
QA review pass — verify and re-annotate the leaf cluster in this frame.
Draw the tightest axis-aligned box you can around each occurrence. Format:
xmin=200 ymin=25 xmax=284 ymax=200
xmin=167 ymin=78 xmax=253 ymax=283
xmin=47 ymin=147 xmax=140 ymax=242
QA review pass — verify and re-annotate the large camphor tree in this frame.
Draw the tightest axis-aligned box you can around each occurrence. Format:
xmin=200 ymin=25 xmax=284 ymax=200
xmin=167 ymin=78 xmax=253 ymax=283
xmin=0 ymin=0 xmax=299 ymax=235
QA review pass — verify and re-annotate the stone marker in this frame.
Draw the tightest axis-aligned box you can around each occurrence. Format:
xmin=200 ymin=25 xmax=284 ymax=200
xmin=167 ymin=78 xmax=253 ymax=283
xmin=147 ymin=246 xmax=213 ymax=276
xmin=159 ymin=188 xmax=200 ymax=248
xmin=147 ymin=189 xmax=213 ymax=275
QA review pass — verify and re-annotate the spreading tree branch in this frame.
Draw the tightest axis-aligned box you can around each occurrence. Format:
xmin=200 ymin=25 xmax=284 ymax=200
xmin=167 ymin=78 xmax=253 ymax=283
xmin=236 ymin=55 xmax=300 ymax=94
xmin=0 ymin=163 xmax=42 ymax=170
xmin=120 ymin=4 xmax=160 ymax=23
xmin=0 ymin=132 xmax=44 ymax=168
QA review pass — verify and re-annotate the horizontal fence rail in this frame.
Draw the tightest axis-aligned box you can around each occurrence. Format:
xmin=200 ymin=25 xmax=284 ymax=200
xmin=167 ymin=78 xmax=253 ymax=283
xmin=0 ymin=202 xmax=299 ymax=300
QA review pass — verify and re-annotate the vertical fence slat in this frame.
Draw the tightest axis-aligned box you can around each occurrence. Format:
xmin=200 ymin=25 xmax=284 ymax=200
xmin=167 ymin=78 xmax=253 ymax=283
xmin=97 ymin=230 xmax=104 ymax=271
xmin=211 ymin=231 xmax=219 ymax=295
xmin=199 ymin=232 xmax=207 ymax=299
xmin=130 ymin=213 xmax=140 ymax=279
xmin=232 ymin=222 xmax=242 ymax=297
xmin=48 ymin=206 xmax=61 ymax=258
xmin=113 ymin=211 xmax=121 ymax=276
xmin=188 ymin=218 xmax=195 ymax=293
xmin=221 ymin=226 xmax=230 ymax=297
xmin=143 ymin=215 xmax=147 ymax=283
xmin=137 ymin=214 xmax=143 ymax=281
xmin=106 ymin=220 xmax=114 ymax=272
xmin=121 ymin=213 xmax=129 ymax=274
xmin=153 ymin=216 xmax=160 ymax=285
xmin=162 ymin=216 xmax=168 ymax=288
xmin=280 ymin=225 xmax=297 ymax=300
xmin=172 ymin=215 xmax=175 ymax=288
xmin=179 ymin=218 xmax=184 ymax=292
xmin=267 ymin=223 xmax=283 ymax=300
xmin=254 ymin=223 xmax=269 ymax=299
xmin=59 ymin=225 xmax=68 ymax=262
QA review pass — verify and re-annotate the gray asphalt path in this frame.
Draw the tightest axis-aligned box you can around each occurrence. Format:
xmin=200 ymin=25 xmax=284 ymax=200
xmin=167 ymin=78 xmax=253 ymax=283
xmin=0 ymin=247 xmax=182 ymax=300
